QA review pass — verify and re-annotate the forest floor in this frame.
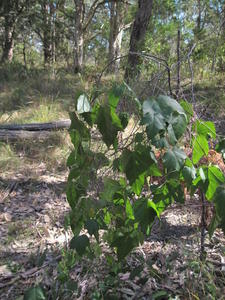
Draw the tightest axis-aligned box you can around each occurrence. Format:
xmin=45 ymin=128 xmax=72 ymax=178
xmin=0 ymin=70 xmax=225 ymax=299
xmin=0 ymin=161 xmax=225 ymax=299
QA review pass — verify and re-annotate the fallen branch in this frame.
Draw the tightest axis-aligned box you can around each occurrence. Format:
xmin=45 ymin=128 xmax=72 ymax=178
xmin=0 ymin=255 xmax=62 ymax=289
xmin=0 ymin=119 xmax=71 ymax=131
xmin=0 ymin=130 xmax=59 ymax=141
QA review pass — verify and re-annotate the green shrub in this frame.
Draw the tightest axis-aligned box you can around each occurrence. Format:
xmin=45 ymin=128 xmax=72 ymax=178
xmin=66 ymin=86 xmax=225 ymax=261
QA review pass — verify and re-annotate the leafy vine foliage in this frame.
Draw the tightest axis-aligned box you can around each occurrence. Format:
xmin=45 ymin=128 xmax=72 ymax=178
xmin=67 ymin=87 xmax=225 ymax=260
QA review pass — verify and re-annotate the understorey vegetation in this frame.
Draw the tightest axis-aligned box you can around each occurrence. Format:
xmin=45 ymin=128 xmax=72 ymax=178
xmin=65 ymin=86 xmax=225 ymax=258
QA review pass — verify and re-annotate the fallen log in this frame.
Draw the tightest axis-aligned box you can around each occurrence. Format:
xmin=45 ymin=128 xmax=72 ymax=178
xmin=0 ymin=119 xmax=71 ymax=131
xmin=0 ymin=119 xmax=103 ymax=141
xmin=0 ymin=130 xmax=58 ymax=141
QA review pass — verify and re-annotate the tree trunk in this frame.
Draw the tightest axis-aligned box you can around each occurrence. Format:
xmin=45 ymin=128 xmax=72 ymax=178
xmin=124 ymin=0 xmax=153 ymax=81
xmin=176 ymin=28 xmax=181 ymax=98
xmin=108 ymin=2 xmax=116 ymax=69
xmin=74 ymin=0 xmax=84 ymax=73
xmin=42 ymin=0 xmax=52 ymax=65
xmin=50 ymin=2 xmax=56 ymax=64
xmin=1 ymin=18 xmax=15 ymax=63
xmin=23 ymin=38 xmax=27 ymax=69
xmin=108 ymin=2 xmax=125 ymax=73
xmin=218 ymin=3 xmax=225 ymax=71
xmin=197 ymin=0 xmax=201 ymax=32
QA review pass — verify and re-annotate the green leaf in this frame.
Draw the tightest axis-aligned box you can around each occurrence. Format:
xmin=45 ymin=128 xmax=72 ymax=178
xmin=70 ymin=235 xmax=90 ymax=256
xmin=132 ymin=173 xmax=145 ymax=195
xmin=143 ymin=96 xmax=187 ymax=144
xmin=206 ymin=166 xmax=225 ymax=200
xmin=152 ymin=185 xmax=171 ymax=215
xmin=81 ymin=102 xmax=100 ymax=126
xmin=111 ymin=231 xmax=144 ymax=260
xmin=135 ymin=132 xmax=144 ymax=143
xmin=104 ymin=211 xmax=111 ymax=224
xmin=199 ymin=167 xmax=206 ymax=182
xmin=66 ymin=180 xmax=85 ymax=209
xmin=152 ymin=136 xmax=169 ymax=149
xmin=180 ymin=100 xmax=193 ymax=120
xmin=118 ymin=146 xmax=155 ymax=195
xmin=192 ymin=135 xmax=209 ymax=164
xmin=67 ymin=210 xmax=83 ymax=236
xmin=69 ymin=130 xmax=81 ymax=150
xmin=85 ymin=219 xmax=99 ymax=241
xmin=182 ymin=166 xmax=196 ymax=185
xmin=96 ymin=105 xmax=122 ymax=147
xmin=24 ymin=286 xmax=46 ymax=300
xmin=108 ymin=89 xmax=120 ymax=108
xmin=149 ymin=163 xmax=162 ymax=176
xmin=167 ymin=124 xmax=177 ymax=145
xmin=100 ymin=178 xmax=122 ymax=202
xmin=157 ymin=95 xmax=186 ymax=119
xmin=169 ymin=113 xmax=187 ymax=140
xmin=208 ymin=215 xmax=220 ymax=238
xmin=185 ymin=157 xmax=194 ymax=167
xmin=133 ymin=198 xmax=158 ymax=233
xmin=142 ymin=99 xmax=165 ymax=139
xmin=167 ymin=179 xmax=185 ymax=203
xmin=213 ymin=186 xmax=225 ymax=234
xmin=69 ymin=112 xmax=90 ymax=142
xmin=126 ymin=199 xmax=135 ymax=220
xmin=194 ymin=120 xmax=216 ymax=139
xmin=67 ymin=150 xmax=76 ymax=167
xmin=163 ymin=147 xmax=187 ymax=172
xmin=77 ymin=94 xmax=91 ymax=114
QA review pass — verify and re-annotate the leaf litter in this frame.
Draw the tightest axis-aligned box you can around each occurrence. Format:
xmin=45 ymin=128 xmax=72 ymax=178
xmin=0 ymin=166 xmax=225 ymax=299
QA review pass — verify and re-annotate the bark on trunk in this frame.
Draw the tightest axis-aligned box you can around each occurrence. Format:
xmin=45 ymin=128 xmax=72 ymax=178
xmin=1 ymin=19 xmax=15 ymax=63
xmin=23 ymin=38 xmax=27 ymax=69
xmin=176 ymin=28 xmax=181 ymax=98
xmin=108 ymin=2 xmax=125 ymax=73
xmin=42 ymin=1 xmax=52 ymax=65
xmin=124 ymin=0 xmax=153 ymax=81
xmin=74 ymin=0 xmax=84 ymax=73
xmin=197 ymin=0 xmax=201 ymax=32
xmin=50 ymin=2 xmax=56 ymax=64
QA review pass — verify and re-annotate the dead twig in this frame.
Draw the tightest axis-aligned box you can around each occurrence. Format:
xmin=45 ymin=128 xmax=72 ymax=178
xmin=0 ymin=255 xmax=61 ymax=289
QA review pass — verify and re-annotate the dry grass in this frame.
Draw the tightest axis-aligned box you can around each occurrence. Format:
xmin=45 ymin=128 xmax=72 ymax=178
xmin=0 ymin=131 xmax=72 ymax=175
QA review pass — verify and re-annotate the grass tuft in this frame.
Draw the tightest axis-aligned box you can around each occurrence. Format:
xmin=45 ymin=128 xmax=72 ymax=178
xmin=0 ymin=143 xmax=20 ymax=170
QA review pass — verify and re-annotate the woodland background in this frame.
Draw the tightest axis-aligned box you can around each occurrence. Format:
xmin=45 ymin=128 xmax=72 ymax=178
xmin=0 ymin=1 xmax=225 ymax=299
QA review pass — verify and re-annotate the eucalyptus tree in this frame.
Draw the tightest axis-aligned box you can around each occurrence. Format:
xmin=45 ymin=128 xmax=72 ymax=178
xmin=108 ymin=1 xmax=127 ymax=73
xmin=124 ymin=0 xmax=154 ymax=80
xmin=0 ymin=0 xmax=28 ymax=63
xmin=30 ymin=0 xmax=65 ymax=66
xmin=72 ymin=0 xmax=111 ymax=72
xmin=72 ymin=0 xmax=132 ymax=73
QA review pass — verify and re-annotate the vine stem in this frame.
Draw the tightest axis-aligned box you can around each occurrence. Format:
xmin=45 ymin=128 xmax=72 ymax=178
xmin=200 ymin=189 xmax=206 ymax=261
